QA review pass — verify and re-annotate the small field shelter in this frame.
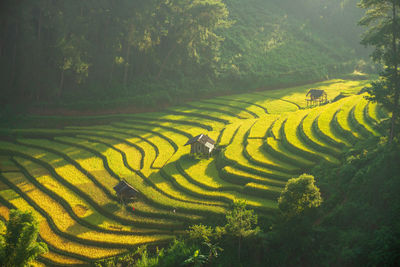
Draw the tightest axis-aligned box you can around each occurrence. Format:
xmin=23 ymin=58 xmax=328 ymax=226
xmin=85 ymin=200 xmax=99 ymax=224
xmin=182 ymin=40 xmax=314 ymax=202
xmin=113 ymin=180 xmax=139 ymax=202
xmin=306 ymin=89 xmax=327 ymax=106
xmin=184 ymin=134 xmax=216 ymax=155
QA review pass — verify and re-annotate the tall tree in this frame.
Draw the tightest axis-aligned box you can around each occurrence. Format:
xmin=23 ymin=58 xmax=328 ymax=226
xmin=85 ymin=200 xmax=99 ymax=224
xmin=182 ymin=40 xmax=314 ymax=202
xmin=0 ymin=209 xmax=48 ymax=267
xmin=155 ymin=0 xmax=231 ymax=79
xmin=278 ymin=174 xmax=322 ymax=219
xmin=359 ymin=0 xmax=400 ymax=141
xmin=224 ymin=200 xmax=259 ymax=263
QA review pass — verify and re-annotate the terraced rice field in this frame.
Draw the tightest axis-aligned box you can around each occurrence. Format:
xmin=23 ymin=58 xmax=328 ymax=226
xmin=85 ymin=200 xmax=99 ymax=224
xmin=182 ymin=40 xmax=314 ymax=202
xmin=0 ymin=79 xmax=388 ymax=266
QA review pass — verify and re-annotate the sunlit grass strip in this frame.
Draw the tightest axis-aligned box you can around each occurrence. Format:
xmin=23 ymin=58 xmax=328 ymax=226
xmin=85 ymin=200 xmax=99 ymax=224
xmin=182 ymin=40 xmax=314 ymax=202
xmin=243 ymin=182 xmax=282 ymax=199
xmin=314 ymin=98 xmax=352 ymax=148
xmin=3 ymin=140 xmax=113 ymax=207
xmin=335 ymin=96 xmax=363 ymax=139
xmin=75 ymin=126 xmax=184 ymax=174
xmin=109 ymin=121 xmax=204 ymax=162
xmin=1 ymin=142 xmax=181 ymax=229
xmin=167 ymin=162 xmax=278 ymax=212
xmin=69 ymin=124 xmax=180 ymax=170
xmin=53 ymin=137 xmax=203 ymax=222
xmin=257 ymin=79 xmax=371 ymax=108
xmin=364 ymin=102 xmax=381 ymax=131
xmin=0 ymin=171 xmax=174 ymax=248
xmin=219 ymin=165 xmax=286 ymax=187
xmin=195 ymin=100 xmax=258 ymax=119
xmin=218 ymin=93 xmax=269 ymax=112
xmin=348 ymin=106 xmax=372 ymax=139
xmin=248 ymin=115 xmax=279 ymax=138
xmin=166 ymin=107 xmax=234 ymax=124
xmin=85 ymin=126 xmax=177 ymax=169
xmin=176 ymin=160 xmax=281 ymax=206
xmin=0 ymin=183 xmax=126 ymax=260
xmin=262 ymin=119 xmax=314 ymax=169
xmin=78 ymin=134 xmax=165 ymax=175
xmin=244 ymin=139 xmax=300 ymax=174
xmin=55 ymin=137 xmax=227 ymax=216
xmin=130 ymin=112 xmax=225 ymax=132
xmin=65 ymin=136 xmax=222 ymax=217
xmin=218 ymin=122 xmax=241 ymax=147
xmin=330 ymin=109 xmax=358 ymax=145
xmin=354 ymin=98 xmax=380 ymax=137
xmin=184 ymin=101 xmax=247 ymax=119
xmin=68 ymin=127 xmax=145 ymax=171
xmin=147 ymin=172 xmax=226 ymax=208
xmin=122 ymin=112 xmax=214 ymax=131
xmin=64 ymin=127 xmax=148 ymax=171
xmin=259 ymin=99 xmax=299 ymax=114
xmin=281 ymin=113 xmax=340 ymax=165
xmin=207 ymin=98 xmax=268 ymax=117
xmin=223 ymin=119 xmax=293 ymax=181
xmin=13 ymin=151 xmax=183 ymax=232
xmin=17 ymin=138 xmax=118 ymax=198
xmin=178 ymin=157 xmax=242 ymax=192
xmin=115 ymin=120 xmax=194 ymax=139
xmin=298 ymin=113 xmax=342 ymax=156
xmin=39 ymin=251 xmax=87 ymax=266
xmin=57 ymin=134 xmax=154 ymax=177
xmin=11 ymin=157 xmax=134 ymax=232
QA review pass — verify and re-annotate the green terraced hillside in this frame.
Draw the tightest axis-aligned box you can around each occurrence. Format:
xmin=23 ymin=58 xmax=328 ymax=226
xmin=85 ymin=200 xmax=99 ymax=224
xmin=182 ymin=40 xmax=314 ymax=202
xmin=0 ymin=79 xmax=388 ymax=266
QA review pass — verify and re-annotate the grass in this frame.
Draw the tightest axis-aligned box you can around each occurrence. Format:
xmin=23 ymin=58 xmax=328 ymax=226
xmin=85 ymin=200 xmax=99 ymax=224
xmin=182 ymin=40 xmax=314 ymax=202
xmin=0 ymin=78 xmax=386 ymax=262
xmin=0 ymin=182 xmax=127 ymax=260
xmin=245 ymin=139 xmax=300 ymax=173
xmin=282 ymin=111 xmax=340 ymax=165
xmin=315 ymin=98 xmax=353 ymax=147
xmin=353 ymin=97 xmax=380 ymax=137
xmin=206 ymin=98 xmax=267 ymax=117
xmin=222 ymin=120 xmax=292 ymax=181
xmin=335 ymin=95 xmax=363 ymax=140
xmin=248 ymin=115 xmax=279 ymax=138
xmin=0 ymin=171 xmax=173 ymax=247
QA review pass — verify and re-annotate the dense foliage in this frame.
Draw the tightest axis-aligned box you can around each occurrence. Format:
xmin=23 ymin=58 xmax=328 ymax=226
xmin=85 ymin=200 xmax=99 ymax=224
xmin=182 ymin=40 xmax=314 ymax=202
xmin=359 ymin=0 xmax=400 ymax=141
xmin=278 ymin=174 xmax=322 ymax=219
xmin=103 ymin=137 xmax=400 ymax=267
xmin=0 ymin=209 xmax=47 ymax=267
xmin=0 ymin=0 xmax=367 ymax=112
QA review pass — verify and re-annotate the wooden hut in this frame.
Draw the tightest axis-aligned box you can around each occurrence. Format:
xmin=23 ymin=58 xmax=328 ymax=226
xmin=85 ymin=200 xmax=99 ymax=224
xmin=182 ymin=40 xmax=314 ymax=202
xmin=184 ymin=134 xmax=215 ymax=155
xmin=113 ymin=180 xmax=139 ymax=203
xmin=306 ymin=89 xmax=327 ymax=106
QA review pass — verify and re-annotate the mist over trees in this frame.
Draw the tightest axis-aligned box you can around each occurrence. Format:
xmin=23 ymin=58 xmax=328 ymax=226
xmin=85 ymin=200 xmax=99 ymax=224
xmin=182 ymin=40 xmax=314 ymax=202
xmin=0 ymin=0 xmax=368 ymax=109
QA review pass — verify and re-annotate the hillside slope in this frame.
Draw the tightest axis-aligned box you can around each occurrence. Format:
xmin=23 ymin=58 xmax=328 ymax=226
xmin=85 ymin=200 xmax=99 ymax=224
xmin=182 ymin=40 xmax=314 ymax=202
xmin=219 ymin=0 xmax=367 ymax=89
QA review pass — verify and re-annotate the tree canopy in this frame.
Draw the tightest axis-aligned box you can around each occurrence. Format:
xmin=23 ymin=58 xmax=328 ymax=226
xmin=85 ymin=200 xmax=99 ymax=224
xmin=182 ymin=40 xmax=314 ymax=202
xmin=0 ymin=209 xmax=48 ymax=267
xmin=359 ymin=0 xmax=400 ymax=141
xmin=278 ymin=174 xmax=322 ymax=219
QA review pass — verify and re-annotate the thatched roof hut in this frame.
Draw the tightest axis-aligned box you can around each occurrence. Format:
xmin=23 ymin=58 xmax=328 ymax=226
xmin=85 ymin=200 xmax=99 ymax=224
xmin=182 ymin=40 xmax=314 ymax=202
xmin=184 ymin=134 xmax=216 ymax=155
xmin=113 ymin=180 xmax=139 ymax=201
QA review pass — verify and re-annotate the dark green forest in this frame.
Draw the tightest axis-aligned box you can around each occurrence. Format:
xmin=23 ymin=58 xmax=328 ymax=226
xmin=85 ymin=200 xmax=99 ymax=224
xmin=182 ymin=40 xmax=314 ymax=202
xmin=1 ymin=0 xmax=400 ymax=266
xmin=0 ymin=0 xmax=369 ymax=111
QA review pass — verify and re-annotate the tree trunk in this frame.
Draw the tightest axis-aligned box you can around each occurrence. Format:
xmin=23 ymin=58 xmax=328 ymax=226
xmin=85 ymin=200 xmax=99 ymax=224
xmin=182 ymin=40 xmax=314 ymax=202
xmin=157 ymin=43 xmax=178 ymax=80
xmin=390 ymin=1 xmax=399 ymax=142
xmin=0 ymin=18 xmax=7 ymax=57
xmin=10 ymin=22 xmax=18 ymax=88
xmin=38 ymin=9 xmax=42 ymax=41
xmin=123 ymin=44 xmax=131 ymax=89
xmin=109 ymin=61 xmax=114 ymax=87
xmin=238 ymin=236 xmax=241 ymax=263
xmin=59 ymin=67 xmax=65 ymax=98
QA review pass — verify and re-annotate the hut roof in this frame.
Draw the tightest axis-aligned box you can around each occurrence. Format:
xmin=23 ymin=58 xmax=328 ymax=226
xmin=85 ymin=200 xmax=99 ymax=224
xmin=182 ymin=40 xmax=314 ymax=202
xmin=113 ymin=180 xmax=139 ymax=196
xmin=184 ymin=134 xmax=216 ymax=146
xmin=306 ymin=89 xmax=326 ymax=98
